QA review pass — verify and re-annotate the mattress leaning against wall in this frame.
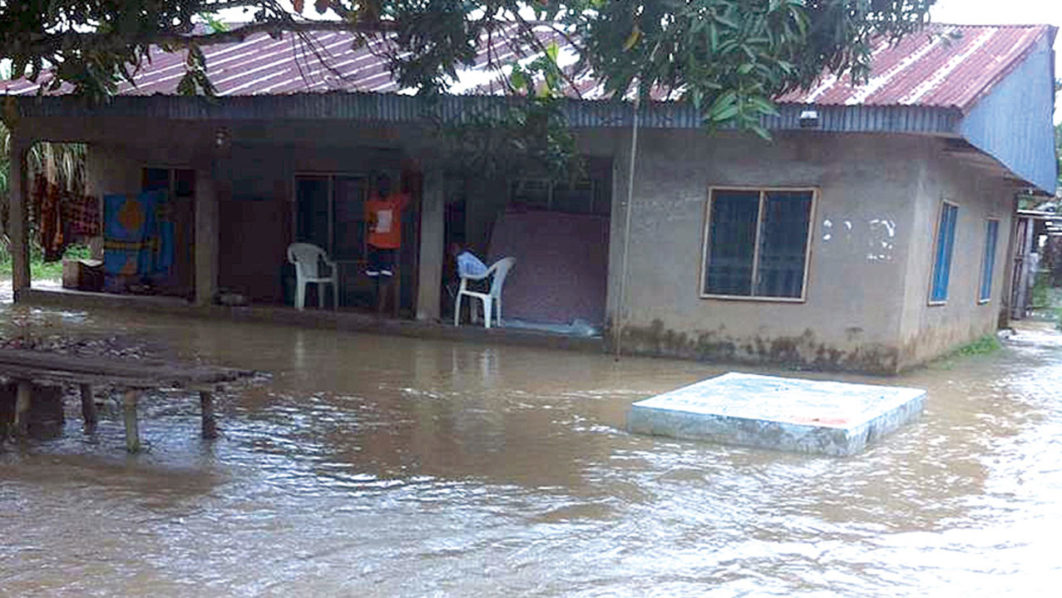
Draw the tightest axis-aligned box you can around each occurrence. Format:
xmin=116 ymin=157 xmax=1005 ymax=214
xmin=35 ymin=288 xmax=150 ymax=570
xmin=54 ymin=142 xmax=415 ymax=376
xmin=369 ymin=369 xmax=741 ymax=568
xmin=487 ymin=210 xmax=609 ymax=329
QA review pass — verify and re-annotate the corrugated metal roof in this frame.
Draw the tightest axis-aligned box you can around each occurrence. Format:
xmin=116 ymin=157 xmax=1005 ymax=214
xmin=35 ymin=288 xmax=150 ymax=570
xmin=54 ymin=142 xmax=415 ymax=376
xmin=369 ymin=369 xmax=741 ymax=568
xmin=778 ymin=24 xmax=1053 ymax=112
xmin=0 ymin=23 xmax=572 ymax=98
xmin=2 ymin=22 xmax=1050 ymax=113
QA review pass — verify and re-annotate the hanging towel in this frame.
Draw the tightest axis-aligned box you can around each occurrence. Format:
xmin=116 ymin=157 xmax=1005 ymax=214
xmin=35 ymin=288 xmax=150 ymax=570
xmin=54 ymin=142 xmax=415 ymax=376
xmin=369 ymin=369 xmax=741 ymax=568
xmin=66 ymin=193 xmax=101 ymax=238
xmin=104 ymin=193 xmax=147 ymax=278
xmin=103 ymin=190 xmax=173 ymax=289
xmin=40 ymin=179 xmax=67 ymax=262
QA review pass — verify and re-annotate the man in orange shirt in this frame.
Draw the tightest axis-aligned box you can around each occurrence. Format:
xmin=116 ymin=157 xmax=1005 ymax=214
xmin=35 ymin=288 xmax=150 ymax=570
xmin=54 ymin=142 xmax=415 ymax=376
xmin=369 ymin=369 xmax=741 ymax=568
xmin=364 ymin=173 xmax=410 ymax=278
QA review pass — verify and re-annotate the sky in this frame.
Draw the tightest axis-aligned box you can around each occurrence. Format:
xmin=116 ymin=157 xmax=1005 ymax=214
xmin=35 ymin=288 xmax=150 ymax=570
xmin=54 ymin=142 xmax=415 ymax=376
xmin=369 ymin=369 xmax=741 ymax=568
xmin=931 ymin=0 xmax=1061 ymax=122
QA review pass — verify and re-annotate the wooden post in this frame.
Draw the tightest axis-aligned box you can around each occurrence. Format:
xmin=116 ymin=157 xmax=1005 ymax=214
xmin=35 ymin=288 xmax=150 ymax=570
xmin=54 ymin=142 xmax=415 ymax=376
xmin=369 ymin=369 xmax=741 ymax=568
xmin=80 ymin=383 xmax=98 ymax=429
xmin=200 ymin=390 xmax=217 ymax=439
xmin=195 ymin=169 xmax=220 ymax=306
xmin=13 ymin=380 xmax=32 ymax=436
xmin=8 ymin=136 xmax=31 ymax=296
xmin=122 ymin=389 xmax=140 ymax=453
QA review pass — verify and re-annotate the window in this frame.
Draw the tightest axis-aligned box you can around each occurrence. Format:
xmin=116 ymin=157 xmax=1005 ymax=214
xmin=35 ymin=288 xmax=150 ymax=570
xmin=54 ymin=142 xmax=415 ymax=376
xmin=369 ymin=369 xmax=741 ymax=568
xmin=701 ymin=188 xmax=815 ymax=300
xmin=142 ymin=167 xmax=195 ymax=197
xmin=929 ymin=201 xmax=959 ymax=304
xmin=979 ymin=219 xmax=1000 ymax=303
xmin=509 ymin=178 xmax=608 ymax=215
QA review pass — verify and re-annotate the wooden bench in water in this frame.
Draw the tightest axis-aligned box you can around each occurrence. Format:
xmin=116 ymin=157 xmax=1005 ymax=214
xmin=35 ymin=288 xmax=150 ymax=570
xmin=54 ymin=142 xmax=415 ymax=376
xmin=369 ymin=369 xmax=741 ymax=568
xmin=0 ymin=348 xmax=254 ymax=452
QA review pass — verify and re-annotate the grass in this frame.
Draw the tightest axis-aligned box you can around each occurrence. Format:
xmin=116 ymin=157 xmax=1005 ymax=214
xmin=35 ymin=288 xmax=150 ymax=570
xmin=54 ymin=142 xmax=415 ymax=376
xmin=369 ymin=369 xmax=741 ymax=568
xmin=928 ymin=333 xmax=1002 ymax=370
xmin=0 ymin=245 xmax=92 ymax=280
xmin=1031 ymin=271 xmax=1053 ymax=310
xmin=952 ymin=334 xmax=1002 ymax=357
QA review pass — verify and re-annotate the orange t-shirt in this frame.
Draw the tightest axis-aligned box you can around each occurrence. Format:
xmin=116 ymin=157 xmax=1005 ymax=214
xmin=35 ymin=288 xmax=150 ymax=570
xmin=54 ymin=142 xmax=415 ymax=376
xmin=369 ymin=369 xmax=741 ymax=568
xmin=365 ymin=192 xmax=410 ymax=249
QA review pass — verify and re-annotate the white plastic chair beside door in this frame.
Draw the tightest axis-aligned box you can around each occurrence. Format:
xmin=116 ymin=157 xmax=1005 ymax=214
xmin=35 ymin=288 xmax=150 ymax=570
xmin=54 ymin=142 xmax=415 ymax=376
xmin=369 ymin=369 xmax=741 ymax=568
xmin=287 ymin=242 xmax=339 ymax=310
xmin=453 ymin=257 xmax=516 ymax=329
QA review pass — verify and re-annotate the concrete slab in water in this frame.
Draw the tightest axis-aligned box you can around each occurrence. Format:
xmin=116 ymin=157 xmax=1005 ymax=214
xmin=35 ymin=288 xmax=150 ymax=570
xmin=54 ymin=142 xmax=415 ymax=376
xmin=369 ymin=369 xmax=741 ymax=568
xmin=627 ymin=372 xmax=926 ymax=456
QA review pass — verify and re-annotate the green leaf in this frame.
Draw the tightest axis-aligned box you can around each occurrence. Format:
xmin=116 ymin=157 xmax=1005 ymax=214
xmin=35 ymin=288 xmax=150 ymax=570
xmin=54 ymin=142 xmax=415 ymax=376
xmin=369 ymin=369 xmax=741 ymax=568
xmin=623 ymin=26 xmax=641 ymax=51
xmin=750 ymin=124 xmax=772 ymax=141
xmin=546 ymin=42 xmax=559 ymax=62
xmin=714 ymin=14 xmax=740 ymax=30
xmin=708 ymin=90 xmax=739 ymax=122
xmin=176 ymin=72 xmax=195 ymax=96
xmin=510 ymin=67 xmax=527 ymax=92
xmin=747 ymin=96 xmax=779 ymax=116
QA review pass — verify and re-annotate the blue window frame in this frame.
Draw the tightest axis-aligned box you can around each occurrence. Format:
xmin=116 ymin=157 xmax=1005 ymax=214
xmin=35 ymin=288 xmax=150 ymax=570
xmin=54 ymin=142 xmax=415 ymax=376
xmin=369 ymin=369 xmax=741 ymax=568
xmin=930 ymin=202 xmax=959 ymax=304
xmin=979 ymin=219 xmax=1000 ymax=303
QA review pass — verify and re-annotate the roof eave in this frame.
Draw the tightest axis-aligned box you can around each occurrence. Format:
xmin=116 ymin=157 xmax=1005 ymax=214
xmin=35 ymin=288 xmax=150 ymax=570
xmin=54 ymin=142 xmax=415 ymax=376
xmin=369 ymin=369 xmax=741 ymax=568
xmin=10 ymin=94 xmax=964 ymax=137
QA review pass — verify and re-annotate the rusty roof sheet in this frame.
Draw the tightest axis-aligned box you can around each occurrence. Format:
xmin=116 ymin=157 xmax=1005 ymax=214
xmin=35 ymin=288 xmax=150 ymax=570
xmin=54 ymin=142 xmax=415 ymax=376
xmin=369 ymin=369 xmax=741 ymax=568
xmin=0 ymin=23 xmax=570 ymax=98
xmin=778 ymin=24 xmax=1054 ymax=111
xmin=1 ymin=23 xmax=1051 ymax=113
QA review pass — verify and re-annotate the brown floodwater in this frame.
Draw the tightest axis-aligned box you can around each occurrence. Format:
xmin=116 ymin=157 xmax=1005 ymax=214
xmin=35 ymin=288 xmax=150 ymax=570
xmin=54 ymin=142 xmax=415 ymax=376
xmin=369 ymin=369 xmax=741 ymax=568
xmin=2 ymin=300 xmax=1062 ymax=596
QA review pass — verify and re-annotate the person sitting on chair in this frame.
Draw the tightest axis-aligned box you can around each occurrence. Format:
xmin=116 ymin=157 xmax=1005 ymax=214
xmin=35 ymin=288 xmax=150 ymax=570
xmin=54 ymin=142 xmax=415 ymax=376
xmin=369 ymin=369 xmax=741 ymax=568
xmin=445 ymin=242 xmax=488 ymax=308
xmin=365 ymin=173 xmax=410 ymax=278
xmin=450 ymin=242 xmax=488 ymax=278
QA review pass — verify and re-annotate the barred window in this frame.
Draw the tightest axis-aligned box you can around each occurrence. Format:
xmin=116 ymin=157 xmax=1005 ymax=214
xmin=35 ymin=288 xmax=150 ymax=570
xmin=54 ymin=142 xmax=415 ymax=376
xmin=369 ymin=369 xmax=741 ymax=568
xmin=701 ymin=188 xmax=815 ymax=300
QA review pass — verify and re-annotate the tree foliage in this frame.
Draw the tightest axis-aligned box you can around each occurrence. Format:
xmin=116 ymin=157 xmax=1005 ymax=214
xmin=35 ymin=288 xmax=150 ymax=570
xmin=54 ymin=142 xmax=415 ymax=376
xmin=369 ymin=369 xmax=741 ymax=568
xmin=1056 ymin=122 xmax=1061 ymax=194
xmin=2 ymin=1 xmax=935 ymax=116
xmin=0 ymin=1 xmax=936 ymax=180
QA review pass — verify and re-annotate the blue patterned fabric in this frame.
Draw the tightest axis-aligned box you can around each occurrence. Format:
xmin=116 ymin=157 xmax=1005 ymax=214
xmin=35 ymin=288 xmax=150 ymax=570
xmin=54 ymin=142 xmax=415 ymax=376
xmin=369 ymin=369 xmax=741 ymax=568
xmin=103 ymin=191 xmax=172 ymax=284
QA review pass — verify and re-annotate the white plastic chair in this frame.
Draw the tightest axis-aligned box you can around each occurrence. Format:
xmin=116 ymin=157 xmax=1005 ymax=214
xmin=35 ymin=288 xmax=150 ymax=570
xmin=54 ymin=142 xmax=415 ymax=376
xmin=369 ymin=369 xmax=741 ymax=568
xmin=454 ymin=257 xmax=516 ymax=329
xmin=287 ymin=243 xmax=338 ymax=310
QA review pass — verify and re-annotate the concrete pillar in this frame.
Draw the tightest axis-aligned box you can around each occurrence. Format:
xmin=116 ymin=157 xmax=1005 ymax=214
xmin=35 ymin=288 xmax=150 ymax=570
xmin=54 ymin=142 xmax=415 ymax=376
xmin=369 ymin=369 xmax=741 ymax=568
xmin=416 ymin=167 xmax=445 ymax=321
xmin=195 ymin=170 xmax=219 ymax=306
xmin=7 ymin=135 xmax=31 ymax=296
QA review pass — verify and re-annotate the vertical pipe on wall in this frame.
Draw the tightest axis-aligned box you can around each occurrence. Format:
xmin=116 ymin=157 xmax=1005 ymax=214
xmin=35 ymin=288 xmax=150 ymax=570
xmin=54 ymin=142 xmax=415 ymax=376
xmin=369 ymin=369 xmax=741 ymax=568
xmin=1000 ymin=193 xmax=1020 ymax=327
xmin=614 ymin=93 xmax=641 ymax=360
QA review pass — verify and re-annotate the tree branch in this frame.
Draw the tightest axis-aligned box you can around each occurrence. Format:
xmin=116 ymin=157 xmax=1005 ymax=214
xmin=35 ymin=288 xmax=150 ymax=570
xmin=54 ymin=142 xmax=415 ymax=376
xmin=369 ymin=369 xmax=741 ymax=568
xmin=15 ymin=19 xmax=397 ymax=58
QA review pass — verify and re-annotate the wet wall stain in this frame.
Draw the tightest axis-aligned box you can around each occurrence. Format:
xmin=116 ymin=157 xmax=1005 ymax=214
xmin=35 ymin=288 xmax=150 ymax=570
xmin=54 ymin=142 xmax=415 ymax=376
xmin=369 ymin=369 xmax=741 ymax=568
xmin=898 ymin=319 xmax=997 ymax=370
xmin=614 ymin=319 xmax=902 ymax=375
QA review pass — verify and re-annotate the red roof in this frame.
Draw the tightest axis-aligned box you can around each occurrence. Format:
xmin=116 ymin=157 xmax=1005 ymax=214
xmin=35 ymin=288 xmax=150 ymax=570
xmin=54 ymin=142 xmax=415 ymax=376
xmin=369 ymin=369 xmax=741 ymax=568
xmin=778 ymin=24 xmax=1054 ymax=111
xmin=2 ymin=23 xmax=1051 ymax=113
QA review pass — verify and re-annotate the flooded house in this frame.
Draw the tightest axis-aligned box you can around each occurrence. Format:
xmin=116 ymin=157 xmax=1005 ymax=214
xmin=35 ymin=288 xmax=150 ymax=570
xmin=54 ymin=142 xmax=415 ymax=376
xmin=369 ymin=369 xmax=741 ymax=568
xmin=3 ymin=23 xmax=1057 ymax=374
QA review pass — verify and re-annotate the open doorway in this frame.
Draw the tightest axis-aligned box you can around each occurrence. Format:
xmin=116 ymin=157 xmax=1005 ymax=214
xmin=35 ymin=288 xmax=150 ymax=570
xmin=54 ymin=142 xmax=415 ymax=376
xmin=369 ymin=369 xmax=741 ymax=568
xmin=288 ymin=170 xmax=420 ymax=315
xmin=141 ymin=167 xmax=196 ymax=299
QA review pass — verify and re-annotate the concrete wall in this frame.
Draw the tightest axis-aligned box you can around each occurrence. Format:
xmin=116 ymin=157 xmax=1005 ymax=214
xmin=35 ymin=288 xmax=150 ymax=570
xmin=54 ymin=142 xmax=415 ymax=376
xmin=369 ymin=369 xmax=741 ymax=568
xmin=605 ymin=130 xmax=933 ymax=374
xmin=75 ymin=116 xmax=1017 ymax=372
xmin=897 ymin=141 xmax=1015 ymax=368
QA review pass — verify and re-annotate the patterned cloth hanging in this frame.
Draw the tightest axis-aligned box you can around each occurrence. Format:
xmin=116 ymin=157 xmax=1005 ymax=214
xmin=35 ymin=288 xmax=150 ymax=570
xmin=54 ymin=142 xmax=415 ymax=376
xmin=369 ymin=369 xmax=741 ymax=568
xmin=37 ymin=176 xmax=67 ymax=262
xmin=31 ymin=174 xmax=101 ymax=262
xmin=102 ymin=191 xmax=173 ymax=287
xmin=65 ymin=193 xmax=101 ymax=237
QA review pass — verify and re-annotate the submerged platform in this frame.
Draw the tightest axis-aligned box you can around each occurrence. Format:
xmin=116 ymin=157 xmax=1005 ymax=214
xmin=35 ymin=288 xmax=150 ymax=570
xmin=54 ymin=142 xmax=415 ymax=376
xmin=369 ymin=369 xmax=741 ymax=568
xmin=627 ymin=372 xmax=926 ymax=456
